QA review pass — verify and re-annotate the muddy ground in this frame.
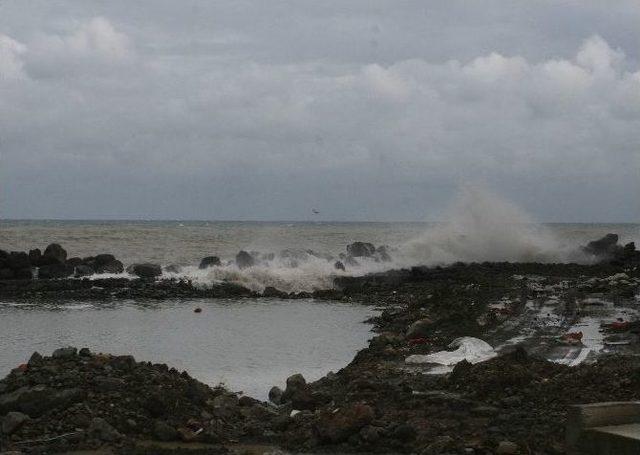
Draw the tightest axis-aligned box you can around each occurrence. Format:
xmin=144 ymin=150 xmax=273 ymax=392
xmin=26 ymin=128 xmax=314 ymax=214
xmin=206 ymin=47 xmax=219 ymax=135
xmin=1 ymin=259 xmax=640 ymax=454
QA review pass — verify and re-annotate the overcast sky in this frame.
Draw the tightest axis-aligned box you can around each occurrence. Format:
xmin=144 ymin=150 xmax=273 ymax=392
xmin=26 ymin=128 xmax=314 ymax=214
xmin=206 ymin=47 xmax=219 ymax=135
xmin=0 ymin=1 xmax=639 ymax=222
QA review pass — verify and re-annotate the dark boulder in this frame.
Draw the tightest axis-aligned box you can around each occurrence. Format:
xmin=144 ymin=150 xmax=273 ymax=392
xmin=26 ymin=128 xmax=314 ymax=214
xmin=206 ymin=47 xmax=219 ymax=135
xmin=0 ymin=249 xmax=8 ymax=267
xmin=41 ymin=243 xmax=67 ymax=265
xmin=236 ymin=250 xmax=255 ymax=269
xmin=93 ymin=254 xmax=124 ymax=273
xmin=263 ymin=286 xmax=287 ymax=298
xmin=28 ymin=248 xmax=41 ymax=264
xmin=199 ymin=256 xmax=221 ymax=269
xmin=127 ymin=263 xmax=162 ymax=279
xmin=0 ymin=268 xmax=14 ymax=280
xmin=7 ymin=251 xmax=30 ymax=270
xmin=67 ymin=257 xmax=84 ymax=267
xmin=582 ymin=233 xmax=620 ymax=257
xmin=38 ymin=263 xmax=74 ymax=279
xmin=14 ymin=268 xmax=33 ymax=279
xmin=315 ymin=402 xmax=375 ymax=443
xmin=346 ymin=241 xmax=376 ymax=258
xmin=334 ymin=261 xmax=345 ymax=271
xmin=74 ymin=264 xmax=94 ymax=277
xmin=0 ymin=385 xmax=84 ymax=417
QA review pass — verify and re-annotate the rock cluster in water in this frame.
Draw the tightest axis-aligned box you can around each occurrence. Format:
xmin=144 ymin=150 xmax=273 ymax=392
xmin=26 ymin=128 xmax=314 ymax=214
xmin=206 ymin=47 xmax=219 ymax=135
xmin=0 ymin=244 xmax=124 ymax=280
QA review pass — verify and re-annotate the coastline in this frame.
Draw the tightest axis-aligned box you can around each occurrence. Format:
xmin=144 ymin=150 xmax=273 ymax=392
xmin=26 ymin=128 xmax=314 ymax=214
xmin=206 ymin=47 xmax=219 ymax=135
xmin=2 ymin=238 xmax=640 ymax=453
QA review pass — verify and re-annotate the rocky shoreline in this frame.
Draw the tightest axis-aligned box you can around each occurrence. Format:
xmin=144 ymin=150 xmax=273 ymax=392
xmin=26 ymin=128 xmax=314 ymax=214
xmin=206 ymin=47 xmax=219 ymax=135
xmin=2 ymin=234 xmax=640 ymax=454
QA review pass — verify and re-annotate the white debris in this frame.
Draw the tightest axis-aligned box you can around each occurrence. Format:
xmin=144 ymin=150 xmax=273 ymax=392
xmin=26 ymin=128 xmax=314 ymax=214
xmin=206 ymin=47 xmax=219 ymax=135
xmin=405 ymin=337 xmax=497 ymax=366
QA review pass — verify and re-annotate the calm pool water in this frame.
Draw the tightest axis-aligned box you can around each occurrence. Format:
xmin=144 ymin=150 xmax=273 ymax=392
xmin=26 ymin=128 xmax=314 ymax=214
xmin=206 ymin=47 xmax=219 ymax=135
xmin=0 ymin=298 xmax=376 ymax=399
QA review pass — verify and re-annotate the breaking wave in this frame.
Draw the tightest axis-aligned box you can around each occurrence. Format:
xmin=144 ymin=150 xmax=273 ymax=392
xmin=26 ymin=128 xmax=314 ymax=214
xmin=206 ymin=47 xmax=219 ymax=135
xmin=162 ymin=186 xmax=589 ymax=292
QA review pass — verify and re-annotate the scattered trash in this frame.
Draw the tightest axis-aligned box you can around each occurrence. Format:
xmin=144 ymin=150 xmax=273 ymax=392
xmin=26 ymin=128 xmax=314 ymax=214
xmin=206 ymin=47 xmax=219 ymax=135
xmin=405 ymin=337 xmax=497 ymax=366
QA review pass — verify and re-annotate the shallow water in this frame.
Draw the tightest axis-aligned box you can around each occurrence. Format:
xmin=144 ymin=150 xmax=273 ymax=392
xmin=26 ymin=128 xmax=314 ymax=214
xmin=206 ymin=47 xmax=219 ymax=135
xmin=0 ymin=298 xmax=376 ymax=399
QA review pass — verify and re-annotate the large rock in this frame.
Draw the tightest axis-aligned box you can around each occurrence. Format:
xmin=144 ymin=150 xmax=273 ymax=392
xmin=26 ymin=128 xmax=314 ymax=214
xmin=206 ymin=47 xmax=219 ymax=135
xmin=7 ymin=251 xmax=30 ymax=270
xmin=0 ymin=268 xmax=15 ymax=280
xmin=1 ymin=411 xmax=28 ymax=435
xmin=90 ymin=254 xmax=124 ymax=274
xmin=0 ymin=249 xmax=8 ymax=267
xmin=0 ymin=385 xmax=84 ymax=417
xmin=346 ymin=242 xmax=376 ymax=258
xmin=582 ymin=233 xmax=620 ymax=257
xmin=38 ymin=263 xmax=74 ymax=279
xmin=236 ymin=251 xmax=255 ymax=269
xmin=28 ymin=249 xmax=42 ymax=264
xmin=315 ymin=402 xmax=375 ymax=443
xmin=199 ymin=256 xmax=221 ymax=269
xmin=41 ymin=243 xmax=67 ymax=265
xmin=127 ymin=263 xmax=162 ymax=279
xmin=406 ymin=318 xmax=434 ymax=339
xmin=88 ymin=417 xmax=122 ymax=442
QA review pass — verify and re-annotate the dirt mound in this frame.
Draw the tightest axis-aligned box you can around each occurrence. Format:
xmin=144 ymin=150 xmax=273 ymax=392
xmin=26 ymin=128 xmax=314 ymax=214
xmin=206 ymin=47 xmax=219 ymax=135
xmin=0 ymin=348 xmax=279 ymax=454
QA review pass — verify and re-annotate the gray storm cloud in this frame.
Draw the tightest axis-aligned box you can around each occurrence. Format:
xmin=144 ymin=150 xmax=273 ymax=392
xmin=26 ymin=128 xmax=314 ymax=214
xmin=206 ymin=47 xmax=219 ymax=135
xmin=0 ymin=1 xmax=639 ymax=221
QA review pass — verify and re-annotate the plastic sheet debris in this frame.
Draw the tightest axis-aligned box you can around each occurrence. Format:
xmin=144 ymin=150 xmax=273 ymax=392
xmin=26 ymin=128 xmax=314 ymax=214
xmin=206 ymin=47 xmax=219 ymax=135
xmin=405 ymin=337 xmax=497 ymax=366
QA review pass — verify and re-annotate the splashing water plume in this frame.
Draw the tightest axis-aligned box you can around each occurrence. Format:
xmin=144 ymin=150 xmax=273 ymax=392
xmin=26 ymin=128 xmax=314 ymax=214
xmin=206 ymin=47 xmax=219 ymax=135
xmin=401 ymin=186 xmax=569 ymax=264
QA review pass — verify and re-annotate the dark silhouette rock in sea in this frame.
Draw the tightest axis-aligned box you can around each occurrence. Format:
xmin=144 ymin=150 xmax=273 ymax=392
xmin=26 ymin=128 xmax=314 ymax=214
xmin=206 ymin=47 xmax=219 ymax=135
xmin=346 ymin=241 xmax=376 ymax=258
xmin=41 ymin=243 xmax=68 ymax=265
xmin=126 ymin=263 xmax=162 ymax=279
xmin=199 ymin=256 xmax=221 ymax=269
xmin=236 ymin=250 xmax=255 ymax=269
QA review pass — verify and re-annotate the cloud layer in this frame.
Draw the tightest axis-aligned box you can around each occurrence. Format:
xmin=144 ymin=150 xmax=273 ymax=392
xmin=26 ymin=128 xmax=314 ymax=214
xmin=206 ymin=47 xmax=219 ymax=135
xmin=1 ymin=1 xmax=639 ymax=221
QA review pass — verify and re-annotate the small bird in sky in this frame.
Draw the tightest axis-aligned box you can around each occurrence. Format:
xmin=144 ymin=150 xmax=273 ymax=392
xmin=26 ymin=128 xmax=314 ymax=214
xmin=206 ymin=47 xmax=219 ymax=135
xmin=312 ymin=209 xmax=320 ymax=214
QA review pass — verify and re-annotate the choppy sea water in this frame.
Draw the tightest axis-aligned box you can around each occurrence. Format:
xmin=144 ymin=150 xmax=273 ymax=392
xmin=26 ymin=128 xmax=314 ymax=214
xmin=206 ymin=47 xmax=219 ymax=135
xmin=0 ymin=298 xmax=376 ymax=399
xmin=2 ymin=220 xmax=638 ymax=266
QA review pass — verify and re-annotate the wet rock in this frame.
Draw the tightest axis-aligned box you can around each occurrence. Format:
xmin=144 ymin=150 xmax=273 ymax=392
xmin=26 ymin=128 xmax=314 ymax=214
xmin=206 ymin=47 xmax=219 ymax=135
xmin=13 ymin=267 xmax=33 ymax=279
xmin=315 ymin=402 xmax=375 ymax=443
xmin=38 ymin=263 xmax=74 ymax=279
xmin=236 ymin=250 xmax=255 ymax=269
xmin=424 ymin=435 xmax=455 ymax=453
xmin=42 ymin=243 xmax=68 ymax=265
xmin=392 ymin=423 xmax=417 ymax=441
xmin=91 ymin=254 xmax=124 ymax=274
xmin=27 ymin=352 xmax=43 ymax=366
xmin=153 ymin=420 xmax=178 ymax=441
xmin=496 ymin=440 xmax=519 ymax=454
xmin=263 ymin=286 xmax=287 ymax=298
xmin=268 ymin=386 xmax=283 ymax=405
xmin=199 ymin=256 xmax=221 ymax=269
xmin=7 ymin=251 xmax=30 ymax=270
xmin=406 ymin=317 xmax=434 ymax=339
xmin=0 ymin=385 xmax=84 ymax=417
xmin=164 ymin=264 xmax=182 ymax=273
xmin=2 ymin=411 xmax=28 ymax=435
xmin=127 ymin=263 xmax=162 ymax=279
xmin=28 ymin=248 xmax=41 ymax=264
xmin=0 ymin=268 xmax=15 ymax=280
xmin=346 ymin=242 xmax=376 ymax=258
xmin=360 ymin=425 xmax=382 ymax=443
xmin=284 ymin=373 xmax=306 ymax=396
xmin=334 ymin=261 xmax=345 ymax=271
xmin=74 ymin=264 xmax=94 ymax=277
xmin=52 ymin=347 xmax=77 ymax=359
xmin=88 ymin=417 xmax=122 ymax=442
xmin=0 ymin=249 xmax=8 ymax=267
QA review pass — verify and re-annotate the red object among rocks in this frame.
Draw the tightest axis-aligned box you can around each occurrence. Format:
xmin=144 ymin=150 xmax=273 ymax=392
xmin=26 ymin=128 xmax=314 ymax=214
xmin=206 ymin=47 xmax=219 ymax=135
xmin=563 ymin=332 xmax=583 ymax=342
xmin=607 ymin=321 xmax=630 ymax=331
